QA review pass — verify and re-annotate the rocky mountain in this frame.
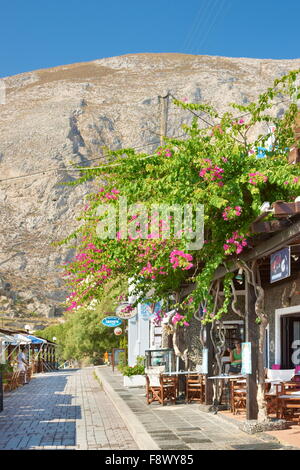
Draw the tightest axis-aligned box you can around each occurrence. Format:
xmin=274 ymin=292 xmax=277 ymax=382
xmin=1 ymin=53 xmax=300 ymax=326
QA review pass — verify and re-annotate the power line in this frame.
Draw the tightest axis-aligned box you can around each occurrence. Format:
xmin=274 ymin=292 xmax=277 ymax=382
xmin=169 ymin=93 xmax=214 ymax=127
xmin=182 ymin=1 xmax=216 ymax=54
xmin=189 ymin=0 xmax=220 ymax=54
xmin=196 ymin=0 xmax=228 ymax=53
xmin=0 ymin=95 xmax=293 ymax=185
xmin=0 ymin=139 xmax=167 ymax=184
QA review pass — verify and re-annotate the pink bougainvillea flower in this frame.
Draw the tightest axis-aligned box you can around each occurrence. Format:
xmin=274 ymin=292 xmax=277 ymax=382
xmin=66 ymin=301 xmax=78 ymax=311
xmin=248 ymin=171 xmax=268 ymax=185
xmin=222 ymin=206 xmax=242 ymax=221
xmin=170 ymin=250 xmax=193 ymax=271
xmin=224 ymin=232 xmax=248 ymax=255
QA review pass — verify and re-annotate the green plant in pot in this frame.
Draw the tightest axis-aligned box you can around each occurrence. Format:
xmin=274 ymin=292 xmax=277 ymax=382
xmin=121 ymin=355 xmax=145 ymax=377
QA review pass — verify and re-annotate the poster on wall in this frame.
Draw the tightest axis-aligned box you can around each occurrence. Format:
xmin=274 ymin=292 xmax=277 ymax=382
xmin=270 ymin=247 xmax=291 ymax=283
xmin=241 ymin=342 xmax=252 ymax=374
xmin=201 ymin=348 xmax=208 ymax=374
xmin=140 ymin=301 xmax=161 ymax=319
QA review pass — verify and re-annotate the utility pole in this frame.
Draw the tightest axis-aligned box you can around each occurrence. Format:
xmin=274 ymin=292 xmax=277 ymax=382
xmin=158 ymin=93 xmax=170 ymax=146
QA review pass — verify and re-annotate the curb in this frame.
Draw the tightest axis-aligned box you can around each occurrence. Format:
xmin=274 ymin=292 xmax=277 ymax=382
xmin=94 ymin=366 xmax=160 ymax=451
xmin=216 ymin=412 xmax=293 ymax=446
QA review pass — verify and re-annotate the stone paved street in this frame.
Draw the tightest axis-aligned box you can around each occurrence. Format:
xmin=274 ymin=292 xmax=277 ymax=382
xmin=96 ymin=366 xmax=299 ymax=451
xmin=0 ymin=368 xmax=138 ymax=450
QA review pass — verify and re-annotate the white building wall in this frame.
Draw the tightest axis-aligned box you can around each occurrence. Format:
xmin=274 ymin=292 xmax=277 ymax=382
xmin=127 ymin=304 xmax=150 ymax=366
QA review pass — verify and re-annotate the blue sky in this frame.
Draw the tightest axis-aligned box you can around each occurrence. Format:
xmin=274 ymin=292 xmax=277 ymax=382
xmin=1 ymin=0 xmax=300 ymax=77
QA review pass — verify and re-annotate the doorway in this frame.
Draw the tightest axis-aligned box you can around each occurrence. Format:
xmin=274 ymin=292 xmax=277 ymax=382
xmin=281 ymin=315 xmax=300 ymax=368
xmin=275 ymin=305 xmax=300 ymax=369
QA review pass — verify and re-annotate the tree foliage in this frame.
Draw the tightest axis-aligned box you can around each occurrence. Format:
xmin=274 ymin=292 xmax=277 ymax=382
xmin=62 ymin=70 xmax=300 ymax=326
xmin=37 ymin=283 xmax=126 ymax=362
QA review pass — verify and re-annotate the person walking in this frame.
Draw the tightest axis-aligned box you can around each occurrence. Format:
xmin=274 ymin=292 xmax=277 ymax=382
xmin=17 ymin=346 xmax=29 ymax=384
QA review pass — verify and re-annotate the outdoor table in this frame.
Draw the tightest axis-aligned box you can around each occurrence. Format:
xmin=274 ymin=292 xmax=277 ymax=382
xmin=277 ymin=393 xmax=300 ymax=421
xmin=162 ymin=371 xmax=199 ymax=376
xmin=208 ymin=374 xmax=246 ymax=380
xmin=208 ymin=374 xmax=247 ymax=411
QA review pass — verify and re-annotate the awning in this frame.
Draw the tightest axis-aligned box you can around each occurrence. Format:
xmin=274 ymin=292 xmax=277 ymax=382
xmin=13 ymin=334 xmax=32 ymax=345
xmin=26 ymin=335 xmax=47 ymax=344
xmin=0 ymin=333 xmax=18 ymax=345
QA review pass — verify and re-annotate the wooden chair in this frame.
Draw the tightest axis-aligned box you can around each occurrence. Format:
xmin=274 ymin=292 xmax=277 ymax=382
xmin=161 ymin=375 xmax=178 ymax=405
xmin=3 ymin=372 xmax=13 ymax=392
xmin=278 ymin=382 xmax=300 ymax=423
xmin=4 ymin=370 xmax=21 ymax=392
xmin=185 ymin=374 xmax=205 ymax=404
xmin=17 ymin=371 xmax=26 ymax=386
xmin=230 ymin=379 xmax=247 ymax=414
xmin=146 ymin=374 xmax=177 ymax=406
xmin=27 ymin=365 xmax=33 ymax=381
xmin=264 ymin=382 xmax=283 ymax=417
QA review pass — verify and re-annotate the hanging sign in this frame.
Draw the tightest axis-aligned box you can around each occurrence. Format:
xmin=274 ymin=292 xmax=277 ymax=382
xmin=101 ymin=316 xmax=122 ymax=328
xmin=114 ymin=327 xmax=123 ymax=336
xmin=115 ymin=303 xmax=137 ymax=319
xmin=241 ymin=342 xmax=252 ymax=375
xmin=270 ymin=247 xmax=291 ymax=283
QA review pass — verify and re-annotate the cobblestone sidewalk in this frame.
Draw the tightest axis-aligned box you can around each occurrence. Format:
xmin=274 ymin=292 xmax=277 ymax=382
xmin=96 ymin=366 xmax=299 ymax=451
xmin=0 ymin=368 xmax=138 ymax=450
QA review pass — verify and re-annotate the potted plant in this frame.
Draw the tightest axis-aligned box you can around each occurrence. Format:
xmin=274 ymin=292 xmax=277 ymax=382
xmin=121 ymin=356 xmax=146 ymax=387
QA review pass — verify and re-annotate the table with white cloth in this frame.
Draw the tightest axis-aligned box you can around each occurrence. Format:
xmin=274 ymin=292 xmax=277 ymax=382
xmin=162 ymin=371 xmax=200 ymax=376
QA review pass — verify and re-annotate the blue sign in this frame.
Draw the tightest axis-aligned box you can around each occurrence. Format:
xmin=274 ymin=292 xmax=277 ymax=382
xmin=101 ymin=316 xmax=122 ymax=327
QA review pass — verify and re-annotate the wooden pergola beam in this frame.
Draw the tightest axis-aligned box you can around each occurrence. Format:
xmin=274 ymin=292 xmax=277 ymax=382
xmin=213 ymin=218 xmax=300 ymax=281
xmin=180 ymin=219 xmax=300 ymax=299
xmin=272 ymin=201 xmax=300 ymax=218
xmin=251 ymin=219 xmax=290 ymax=233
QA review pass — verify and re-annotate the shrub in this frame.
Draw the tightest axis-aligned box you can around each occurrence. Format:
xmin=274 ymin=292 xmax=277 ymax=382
xmin=117 ymin=351 xmax=127 ymax=373
xmin=121 ymin=355 xmax=145 ymax=376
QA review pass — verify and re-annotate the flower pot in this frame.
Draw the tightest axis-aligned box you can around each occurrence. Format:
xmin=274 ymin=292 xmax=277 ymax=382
xmin=123 ymin=375 xmax=145 ymax=388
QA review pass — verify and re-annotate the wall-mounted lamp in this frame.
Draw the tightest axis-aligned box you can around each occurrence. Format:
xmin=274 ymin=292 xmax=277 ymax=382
xmin=235 ymin=268 xmax=244 ymax=285
xmin=259 ymin=201 xmax=273 ymax=213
